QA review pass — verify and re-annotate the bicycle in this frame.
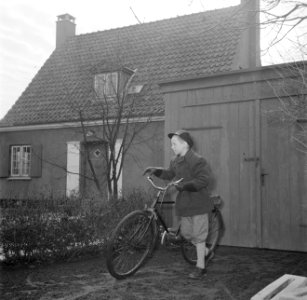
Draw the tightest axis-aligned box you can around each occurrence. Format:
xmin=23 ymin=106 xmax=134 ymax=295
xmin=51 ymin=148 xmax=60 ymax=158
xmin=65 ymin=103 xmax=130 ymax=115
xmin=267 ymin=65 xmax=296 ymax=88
xmin=106 ymin=176 xmax=224 ymax=279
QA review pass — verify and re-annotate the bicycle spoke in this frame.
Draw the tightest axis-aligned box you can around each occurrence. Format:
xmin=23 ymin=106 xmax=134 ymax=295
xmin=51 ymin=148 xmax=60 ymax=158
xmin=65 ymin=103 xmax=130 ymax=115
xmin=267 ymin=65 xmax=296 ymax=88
xmin=114 ymin=254 xmax=138 ymax=273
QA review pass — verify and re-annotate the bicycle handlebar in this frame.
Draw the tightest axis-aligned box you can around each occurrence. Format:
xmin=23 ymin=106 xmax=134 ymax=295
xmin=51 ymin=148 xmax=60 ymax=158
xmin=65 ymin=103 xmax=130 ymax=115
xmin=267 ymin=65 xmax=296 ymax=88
xmin=146 ymin=176 xmax=183 ymax=191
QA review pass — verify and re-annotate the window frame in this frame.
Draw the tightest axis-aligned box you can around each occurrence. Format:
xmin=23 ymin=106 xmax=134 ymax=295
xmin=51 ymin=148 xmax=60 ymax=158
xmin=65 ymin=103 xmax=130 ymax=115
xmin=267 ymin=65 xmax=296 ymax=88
xmin=10 ymin=145 xmax=32 ymax=177
xmin=94 ymin=72 xmax=118 ymax=98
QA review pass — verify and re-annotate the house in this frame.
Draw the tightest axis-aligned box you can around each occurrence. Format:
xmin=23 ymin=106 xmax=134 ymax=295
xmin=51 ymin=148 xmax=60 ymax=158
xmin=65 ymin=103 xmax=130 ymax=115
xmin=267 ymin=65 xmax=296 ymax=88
xmin=0 ymin=1 xmax=260 ymax=201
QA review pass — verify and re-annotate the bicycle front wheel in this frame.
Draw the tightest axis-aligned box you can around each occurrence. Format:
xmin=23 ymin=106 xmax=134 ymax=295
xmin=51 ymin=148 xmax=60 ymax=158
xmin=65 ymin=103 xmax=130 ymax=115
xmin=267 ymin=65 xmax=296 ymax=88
xmin=106 ymin=210 xmax=156 ymax=279
xmin=181 ymin=209 xmax=223 ymax=266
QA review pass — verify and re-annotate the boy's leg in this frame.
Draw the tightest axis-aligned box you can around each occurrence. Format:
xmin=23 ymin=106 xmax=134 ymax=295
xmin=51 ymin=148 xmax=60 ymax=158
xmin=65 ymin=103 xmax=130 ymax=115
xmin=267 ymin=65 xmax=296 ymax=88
xmin=188 ymin=214 xmax=209 ymax=279
xmin=180 ymin=216 xmax=193 ymax=241
xmin=195 ymin=242 xmax=206 ymax=269
xmin=180 ymin=214 xmax=209 ymax=274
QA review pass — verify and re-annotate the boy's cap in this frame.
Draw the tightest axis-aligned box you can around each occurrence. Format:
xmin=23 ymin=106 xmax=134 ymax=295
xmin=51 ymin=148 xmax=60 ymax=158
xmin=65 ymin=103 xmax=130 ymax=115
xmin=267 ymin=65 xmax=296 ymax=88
xmin=168 ymin=130 xmax=194 ymax=148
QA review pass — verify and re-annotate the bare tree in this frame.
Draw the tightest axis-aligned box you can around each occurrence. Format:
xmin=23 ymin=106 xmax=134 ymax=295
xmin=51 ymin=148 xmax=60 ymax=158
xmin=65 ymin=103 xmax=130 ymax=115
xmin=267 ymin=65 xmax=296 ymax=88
xmin=266 ymin=61 xmax=307 ymax=153
xmin=77 ymin=67 xmax=155 ymax=200
xmin=260 ymin=0 xmax=307 ymax=51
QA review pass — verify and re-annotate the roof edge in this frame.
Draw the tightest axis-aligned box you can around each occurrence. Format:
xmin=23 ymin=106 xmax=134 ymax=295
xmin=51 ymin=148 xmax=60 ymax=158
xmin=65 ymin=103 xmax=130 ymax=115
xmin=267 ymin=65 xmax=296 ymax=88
xmin=76 ymin=4 xmax=241 ymax=38
xmin=159 ymin=60 xmax=307 ymax=86
xmin=0 ymin=116 xmax=165 ymax=133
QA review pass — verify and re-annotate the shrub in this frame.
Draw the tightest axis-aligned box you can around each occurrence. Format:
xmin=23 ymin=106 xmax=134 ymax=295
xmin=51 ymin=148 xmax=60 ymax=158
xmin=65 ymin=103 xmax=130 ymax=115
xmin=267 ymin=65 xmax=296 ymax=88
xmin=0 ymin=189 xmax=152 ymax=265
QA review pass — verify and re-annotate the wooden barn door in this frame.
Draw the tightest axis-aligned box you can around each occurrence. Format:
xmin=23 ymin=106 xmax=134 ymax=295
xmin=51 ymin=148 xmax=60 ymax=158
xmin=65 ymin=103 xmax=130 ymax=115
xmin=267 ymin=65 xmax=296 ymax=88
xmin=260 ymin=99 xmax=307 ymax=251
xmin=183 ymin=100 xmax=261 ymax=247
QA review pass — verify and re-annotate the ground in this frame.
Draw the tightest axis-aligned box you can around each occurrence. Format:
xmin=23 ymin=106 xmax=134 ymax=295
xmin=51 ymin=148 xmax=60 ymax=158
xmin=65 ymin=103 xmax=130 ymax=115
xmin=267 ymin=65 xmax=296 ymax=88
xmin=1 ymin=246 xmax=307 ymax=300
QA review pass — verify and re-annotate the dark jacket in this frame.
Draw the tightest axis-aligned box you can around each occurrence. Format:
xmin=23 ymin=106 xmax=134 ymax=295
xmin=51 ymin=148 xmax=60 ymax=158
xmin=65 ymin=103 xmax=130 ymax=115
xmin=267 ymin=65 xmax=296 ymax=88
xmin=156 ymin=150 xmax=214 ymax=217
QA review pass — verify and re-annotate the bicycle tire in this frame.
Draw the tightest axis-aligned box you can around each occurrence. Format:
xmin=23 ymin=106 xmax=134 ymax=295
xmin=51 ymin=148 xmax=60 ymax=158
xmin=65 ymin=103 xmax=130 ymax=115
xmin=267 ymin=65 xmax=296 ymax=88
xmin=106 ymin=210 xmax=157 ymax=279
xmin=181 ymin=209 xmax=223 ymax=266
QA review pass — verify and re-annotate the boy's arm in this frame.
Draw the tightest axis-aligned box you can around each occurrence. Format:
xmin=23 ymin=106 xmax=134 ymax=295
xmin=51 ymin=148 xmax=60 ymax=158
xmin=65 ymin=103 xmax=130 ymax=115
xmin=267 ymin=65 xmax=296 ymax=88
xmin=157 ymin=164 xmax=175 ymax=181
xmin=144 ymin=161 xmax=175 ymax=181
xmin=176 ymin=159 xmax=212 ymax=192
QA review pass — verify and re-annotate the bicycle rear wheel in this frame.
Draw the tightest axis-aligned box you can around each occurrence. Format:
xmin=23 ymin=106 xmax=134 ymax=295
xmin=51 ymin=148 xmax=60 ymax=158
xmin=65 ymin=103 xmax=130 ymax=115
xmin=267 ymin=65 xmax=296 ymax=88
xmin=106 ymin=210 xmax=156 ymax=279
xmin=181 ymin=209 xmax=223 ymax=266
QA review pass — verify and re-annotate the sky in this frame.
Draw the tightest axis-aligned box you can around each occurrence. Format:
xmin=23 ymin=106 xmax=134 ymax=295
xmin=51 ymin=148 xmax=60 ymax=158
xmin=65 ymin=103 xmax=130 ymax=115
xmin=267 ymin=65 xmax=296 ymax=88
xmin=0 ymin=0 xmax=306 ymax=120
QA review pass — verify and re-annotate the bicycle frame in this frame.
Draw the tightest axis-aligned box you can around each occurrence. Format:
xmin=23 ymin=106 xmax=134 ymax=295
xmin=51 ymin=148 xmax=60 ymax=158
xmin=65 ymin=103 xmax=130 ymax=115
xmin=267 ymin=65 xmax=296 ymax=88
xmin=146 ymin=176 xmax=223 ymax=243
xmin=146 ymin=176 xmax=182 ymax=236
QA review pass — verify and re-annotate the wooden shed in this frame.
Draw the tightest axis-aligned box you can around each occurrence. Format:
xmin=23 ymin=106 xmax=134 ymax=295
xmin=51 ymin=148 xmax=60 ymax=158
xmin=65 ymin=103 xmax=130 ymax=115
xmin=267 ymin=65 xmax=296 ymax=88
xmin=160 ymin=62 xmax=307 ymax=252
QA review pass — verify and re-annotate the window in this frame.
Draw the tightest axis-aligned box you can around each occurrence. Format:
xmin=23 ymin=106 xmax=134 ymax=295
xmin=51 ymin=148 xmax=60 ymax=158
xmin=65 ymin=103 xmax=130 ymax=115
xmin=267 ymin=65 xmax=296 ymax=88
xmin=10 ymin=145 xmax=31 ymax=177
xmin=94 ymin=72 xmax=118 ymax=98
xmin=0 ymin=144 xmax=41 ymax=179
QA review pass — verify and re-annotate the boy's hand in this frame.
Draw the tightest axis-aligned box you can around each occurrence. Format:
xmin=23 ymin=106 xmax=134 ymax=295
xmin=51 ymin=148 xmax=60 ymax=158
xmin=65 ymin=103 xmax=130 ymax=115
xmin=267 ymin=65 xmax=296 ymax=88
xmin=171 ymin=178 xmax=184 ymax=191
xmin=173 ymin=182 xmax=184 ymax=192
xmin=173 ymin=181 xmax=197 ymax=192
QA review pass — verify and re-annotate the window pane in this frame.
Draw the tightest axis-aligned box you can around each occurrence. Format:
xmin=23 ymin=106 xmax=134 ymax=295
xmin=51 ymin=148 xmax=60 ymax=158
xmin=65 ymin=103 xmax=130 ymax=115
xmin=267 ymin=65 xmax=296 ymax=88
xmin=105 ymin=74 xmax=111 ymax=96
xmin=94 ymin=74 xmax=106 ymax=98
xmin=11 ymin=147 xmax=20 ymax=175
xmin=105 ymin=73 xmax=117 ymax=96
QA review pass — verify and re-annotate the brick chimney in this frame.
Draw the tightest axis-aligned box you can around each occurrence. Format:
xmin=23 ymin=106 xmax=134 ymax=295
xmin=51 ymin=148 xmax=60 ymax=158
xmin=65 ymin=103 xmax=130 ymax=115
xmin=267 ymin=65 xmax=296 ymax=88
xmin=56 ymin=14 xmax=76 ymax=48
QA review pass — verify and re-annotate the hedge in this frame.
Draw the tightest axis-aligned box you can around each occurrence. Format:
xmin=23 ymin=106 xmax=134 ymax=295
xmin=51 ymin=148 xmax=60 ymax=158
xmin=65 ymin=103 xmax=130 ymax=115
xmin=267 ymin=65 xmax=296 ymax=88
xmin=0 ymin=189 xmax=151 ymax=265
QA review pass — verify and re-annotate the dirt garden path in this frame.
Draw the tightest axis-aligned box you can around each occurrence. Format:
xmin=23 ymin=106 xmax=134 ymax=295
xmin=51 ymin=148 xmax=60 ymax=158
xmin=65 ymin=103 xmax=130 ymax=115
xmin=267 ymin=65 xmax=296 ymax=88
xmin=2 ymin=246 xmax=307 ymax=300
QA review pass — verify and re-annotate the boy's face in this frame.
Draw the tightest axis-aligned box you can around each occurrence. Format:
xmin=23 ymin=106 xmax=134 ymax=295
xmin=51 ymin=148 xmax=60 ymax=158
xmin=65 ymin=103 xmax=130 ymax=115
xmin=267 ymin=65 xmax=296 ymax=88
xmin=171 ymin=135 xmax=189 ymax=156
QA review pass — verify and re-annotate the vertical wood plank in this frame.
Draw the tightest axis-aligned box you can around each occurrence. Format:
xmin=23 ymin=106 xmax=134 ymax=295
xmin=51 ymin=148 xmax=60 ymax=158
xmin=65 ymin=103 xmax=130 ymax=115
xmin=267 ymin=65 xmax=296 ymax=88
xmin=261 ymin=98 xmax=307 ymax=251
xmin=254 ymin=99 xmax=262 ymax=247
xmin=227 ymin=102 xmax=241 ymax=245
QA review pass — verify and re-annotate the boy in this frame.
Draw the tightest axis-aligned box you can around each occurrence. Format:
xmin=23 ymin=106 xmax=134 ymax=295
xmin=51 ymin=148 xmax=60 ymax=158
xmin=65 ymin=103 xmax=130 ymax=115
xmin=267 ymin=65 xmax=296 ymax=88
xmin=144 ymin=129 xmax=214 ymax=279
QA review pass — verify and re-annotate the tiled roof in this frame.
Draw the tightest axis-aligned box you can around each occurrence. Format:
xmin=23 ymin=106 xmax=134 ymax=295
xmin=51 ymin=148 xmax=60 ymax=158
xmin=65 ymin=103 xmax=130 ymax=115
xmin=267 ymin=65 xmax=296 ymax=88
xmin=1 ymin=5 xmax=247 ymax=127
